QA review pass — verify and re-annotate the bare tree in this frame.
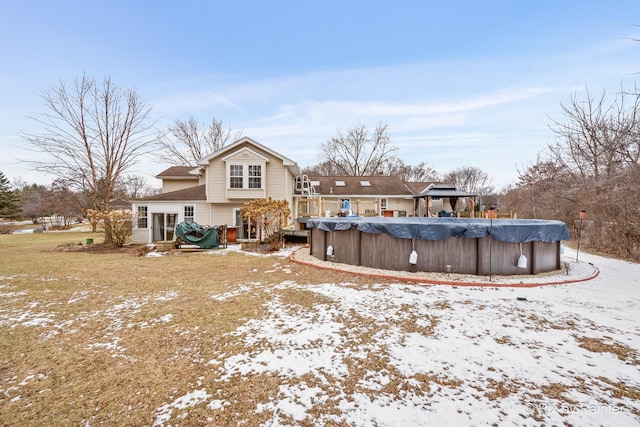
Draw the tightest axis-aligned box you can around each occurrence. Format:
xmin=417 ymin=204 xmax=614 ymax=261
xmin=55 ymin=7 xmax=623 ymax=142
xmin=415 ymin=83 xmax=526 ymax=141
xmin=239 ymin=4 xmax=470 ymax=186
xmin=386 ymin=159 xmax=440 ymax=182
xmin=500 ymin=85 xmax=640 ymax=261
xmin=22 ymin=74 xmax=155 ymax=216
xmin=115 ymin=174 xmax=159 ymax=200
xmin=441 ymin=166 xmax=493 ymax=211
xmin=156 ymin=116 xmax=241 ymax=165
xmin=46 ymin=179 xmax=85 ymax=227
xmin=546 ymin=85 xmax=640 ymax=183
xmin=301 ymin=160 xmax=343 ymax=176
xmin=18 ymin=183 xmax=49 ymax=223
xmin=443 ymin=166 xmax=494 ymax=196
xmin=317 ymin=123 xmax=399 ymax=176
xmin=508 ymin=157 xmax=574 ymax=219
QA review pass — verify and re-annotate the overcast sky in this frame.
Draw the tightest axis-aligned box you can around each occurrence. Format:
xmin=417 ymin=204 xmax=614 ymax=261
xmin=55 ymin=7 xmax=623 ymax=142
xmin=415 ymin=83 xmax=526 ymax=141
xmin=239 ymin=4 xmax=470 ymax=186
xmin=1 ymin=1 xmax=638 ymax=189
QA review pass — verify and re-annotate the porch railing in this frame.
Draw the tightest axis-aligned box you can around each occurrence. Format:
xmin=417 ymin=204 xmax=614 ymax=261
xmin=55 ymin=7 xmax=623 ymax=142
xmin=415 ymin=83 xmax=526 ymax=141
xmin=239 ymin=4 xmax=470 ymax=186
xmin=298 ymin=198 xmax=382 ymax=217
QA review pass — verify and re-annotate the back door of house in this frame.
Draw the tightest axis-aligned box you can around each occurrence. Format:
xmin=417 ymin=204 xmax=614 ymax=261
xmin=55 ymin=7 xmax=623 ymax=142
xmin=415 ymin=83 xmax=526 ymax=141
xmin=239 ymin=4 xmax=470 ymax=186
xmin=234 ymin=209 xmax=246 ymax=240
xmin=152 ymin=213 xmax=177 ymax=241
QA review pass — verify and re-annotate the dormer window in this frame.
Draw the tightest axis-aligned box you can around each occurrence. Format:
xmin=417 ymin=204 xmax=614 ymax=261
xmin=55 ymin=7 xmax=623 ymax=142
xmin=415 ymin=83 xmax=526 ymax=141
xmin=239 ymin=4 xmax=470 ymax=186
xmin=222 ymin=147 xmax=269 ymax=195
xmin=248 ymin=165 xmax=262 ymax=188
xmin=227 ymin=163 xmax=263 ymax=189
xmin=230 ymin=165 xmax=243 ymax=188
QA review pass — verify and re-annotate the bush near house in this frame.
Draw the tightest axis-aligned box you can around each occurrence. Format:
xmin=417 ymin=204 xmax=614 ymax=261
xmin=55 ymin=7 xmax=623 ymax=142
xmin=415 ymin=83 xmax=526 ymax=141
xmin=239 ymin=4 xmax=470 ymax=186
xmin=240 ymin=198 xmax=291 ymax=246
xmin=86 ymin=209 xmax=133 ymax=247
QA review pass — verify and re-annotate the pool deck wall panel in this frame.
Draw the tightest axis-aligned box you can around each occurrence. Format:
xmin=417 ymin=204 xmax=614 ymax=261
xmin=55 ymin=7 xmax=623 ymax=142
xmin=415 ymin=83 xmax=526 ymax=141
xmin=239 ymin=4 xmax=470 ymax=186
xmin=532 ymin=241 xmax=561 ymax=274
xmin=332 ymin=228 xmax=361 ymax=266
xmin=312 ymin=227 xmax=360 ymax=265
xmin=433 ymin=237 xmax=478 ymax=274
xmin=412 ymin=239 xmax=445 ymax=272
xmin=477 ymin=238 xmax=533 ymax=275
xmin=360 ymin=232 xmax=411 ymax=271
xmin=310 ymin=227 xmax=326 ymax=260
xmin=310 ymin=227 xmax=561 ymax=276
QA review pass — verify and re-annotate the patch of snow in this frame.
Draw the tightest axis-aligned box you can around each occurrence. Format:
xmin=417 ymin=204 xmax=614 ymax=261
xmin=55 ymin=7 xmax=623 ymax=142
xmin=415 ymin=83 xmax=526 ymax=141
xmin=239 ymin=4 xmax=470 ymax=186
xmin=181 ymin=248 xmax=639 ymax=425
xmin=207 ymin=399 xmax=229 ymax=410
xmin=155 ymin=291 xmax=179 ymax=302
xmin=67 ymin=290 xmax=91 ymax=304
xmin=0 ymin=309 xmax=56 ymax=328
xmin=85 ymin=337 xmax=135 ymax=361
xmin=210 ymin=283 xmax=260 ymax=301
xmin=145 ymin=251 xmax=165 ymax=257
xmin=153 ymin=388 xmax=211 ymax=426
xmin=268 ymin=245 xmax=301 ymax=258
xmin=158 ymin=314 xmax=173 ymax=323
xmin=0 ymin=290 xmax=28 ymax=298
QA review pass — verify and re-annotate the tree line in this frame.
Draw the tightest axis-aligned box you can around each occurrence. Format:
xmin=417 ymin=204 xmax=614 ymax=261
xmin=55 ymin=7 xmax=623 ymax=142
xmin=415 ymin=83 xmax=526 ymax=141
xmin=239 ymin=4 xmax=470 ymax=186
xmin=0 ymin=173 xmax=159 ymax=231
xmin=502 ymin=85 xmax=640 ymax=261
xmin=2 ymin=73 xmax=639 ymax=261
xmin=1 ymin=74 xmax=494 ymax=224
xmin=300 ymin=122 xmax=494 ymax=198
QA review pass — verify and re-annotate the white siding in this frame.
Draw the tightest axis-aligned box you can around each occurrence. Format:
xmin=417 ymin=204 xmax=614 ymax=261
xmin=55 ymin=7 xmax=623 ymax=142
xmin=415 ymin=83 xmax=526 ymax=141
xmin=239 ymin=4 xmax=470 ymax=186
xmin=162 ymin=179 xmax=199 ymax=193
xmin=137 ymin=140 xmax=299 ymax=244
xmin=205 ymin=142 xmax=295 ymax=226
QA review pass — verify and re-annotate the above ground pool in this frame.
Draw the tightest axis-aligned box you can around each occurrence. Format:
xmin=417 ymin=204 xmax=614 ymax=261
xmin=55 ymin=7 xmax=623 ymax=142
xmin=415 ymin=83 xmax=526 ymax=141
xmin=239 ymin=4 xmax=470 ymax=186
xmin=306 ymin=217 xmax=571 ymax=276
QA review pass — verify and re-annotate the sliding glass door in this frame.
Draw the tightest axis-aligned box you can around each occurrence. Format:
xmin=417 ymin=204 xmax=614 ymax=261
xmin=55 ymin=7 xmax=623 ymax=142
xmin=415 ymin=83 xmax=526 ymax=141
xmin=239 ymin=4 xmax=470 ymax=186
xmin=152 ymin=213 xmax=177 ymax=241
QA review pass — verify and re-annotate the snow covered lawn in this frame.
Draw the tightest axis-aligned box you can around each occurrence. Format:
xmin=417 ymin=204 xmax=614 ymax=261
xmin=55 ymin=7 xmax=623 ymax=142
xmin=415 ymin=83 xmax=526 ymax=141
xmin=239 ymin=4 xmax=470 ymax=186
xmin=1 ymin=241 xmax=638 ymax=426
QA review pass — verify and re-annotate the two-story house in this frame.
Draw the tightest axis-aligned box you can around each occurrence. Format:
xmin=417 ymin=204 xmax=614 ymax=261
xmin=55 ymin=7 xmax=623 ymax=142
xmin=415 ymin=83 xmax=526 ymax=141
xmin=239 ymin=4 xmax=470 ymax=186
xmin=131 ymin=137 xmax=299 ymax=245
xmin=133 ymin=136 xmax=479 ymax=245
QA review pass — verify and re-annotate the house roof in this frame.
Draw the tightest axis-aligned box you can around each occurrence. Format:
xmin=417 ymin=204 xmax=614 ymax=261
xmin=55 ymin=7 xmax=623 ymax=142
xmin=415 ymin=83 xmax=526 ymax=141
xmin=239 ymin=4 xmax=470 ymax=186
xmin=404 ymin=182 xmax=436 ymax=195
xmin=295 ymin=176 xmax=476 ymax=198
xmin=155 ymin=166 xmax=200 ymax=179
xmin=109 ymin=198 xmax=132 ymax=209
xmin=134 ymin=184 xmax=206 ymax=202
xmin=197 ymin=137 xmax=300 ymax=176
xmin=299 ymin=175 xmax=414 ymax=197
xmin=416 ymin=183 xmax=477 ymax=198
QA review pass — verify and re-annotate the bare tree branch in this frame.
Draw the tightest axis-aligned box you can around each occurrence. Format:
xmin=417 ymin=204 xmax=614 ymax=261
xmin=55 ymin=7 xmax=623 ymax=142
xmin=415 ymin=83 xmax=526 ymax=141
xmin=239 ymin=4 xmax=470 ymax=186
xmin=21 ymin=74 xmax=155 ymax=214
xmin=443 ymin=166 xmax=494 ymax=195
xmin=385 ymin=159 xmax=441 ymax=182
xmin=156 ymin=116 xmax=242 ymax=165
xmin=546 ymin=84 xmax=640 ymax=183
xmin=317 ymin=122 xmax=399 ymax=176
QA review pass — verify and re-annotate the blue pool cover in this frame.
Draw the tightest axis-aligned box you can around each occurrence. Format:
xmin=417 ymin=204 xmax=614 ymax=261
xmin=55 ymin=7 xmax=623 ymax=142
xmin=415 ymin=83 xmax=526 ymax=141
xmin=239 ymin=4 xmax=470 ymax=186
xmin=306 ymin=217 xmax=570 ymax=243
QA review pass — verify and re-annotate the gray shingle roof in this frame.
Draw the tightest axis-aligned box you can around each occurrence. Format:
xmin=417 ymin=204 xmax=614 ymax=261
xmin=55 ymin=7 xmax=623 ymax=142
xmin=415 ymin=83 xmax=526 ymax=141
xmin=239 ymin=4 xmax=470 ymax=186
xmin=416 ymin=185 xmax=477 ymax=198
xmin=135 ymin=185 xmax=206 ymax=201
xmin=300 ymin=175 xmax=414 ymax=197
xmin=155 ymin=166 xmax=199 ymax=179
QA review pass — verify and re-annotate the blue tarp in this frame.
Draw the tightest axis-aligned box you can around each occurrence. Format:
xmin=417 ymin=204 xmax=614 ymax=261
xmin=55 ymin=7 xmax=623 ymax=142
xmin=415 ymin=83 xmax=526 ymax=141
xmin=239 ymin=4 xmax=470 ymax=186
xmin=306 ymin=217 xmax=570 ymax=243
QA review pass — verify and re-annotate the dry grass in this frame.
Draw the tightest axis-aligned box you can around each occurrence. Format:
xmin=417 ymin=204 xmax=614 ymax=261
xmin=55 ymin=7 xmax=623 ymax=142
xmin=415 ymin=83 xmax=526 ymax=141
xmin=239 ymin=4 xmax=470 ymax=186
xmin=1 ymin=233 xmax=638 ymax=425
xmin=575 ymin=335 xmax=640 ymax=365
xmin=0 ymin=233 xmax=398 ymax=426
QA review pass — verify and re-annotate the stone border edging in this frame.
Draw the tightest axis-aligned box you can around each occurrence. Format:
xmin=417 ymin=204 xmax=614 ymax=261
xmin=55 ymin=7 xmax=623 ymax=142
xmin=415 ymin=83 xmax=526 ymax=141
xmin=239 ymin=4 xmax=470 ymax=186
xmin=289 ymin=246 xmax=600 ymax=288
